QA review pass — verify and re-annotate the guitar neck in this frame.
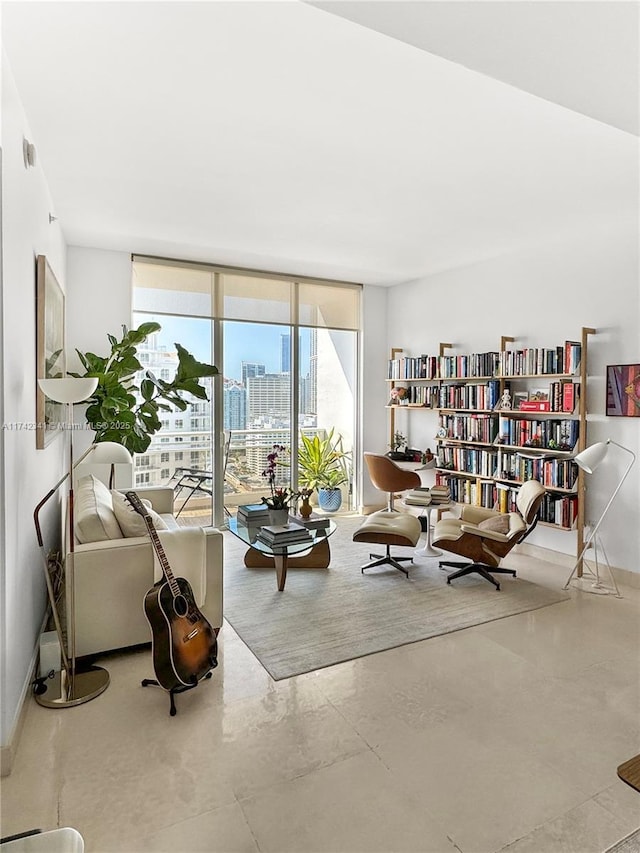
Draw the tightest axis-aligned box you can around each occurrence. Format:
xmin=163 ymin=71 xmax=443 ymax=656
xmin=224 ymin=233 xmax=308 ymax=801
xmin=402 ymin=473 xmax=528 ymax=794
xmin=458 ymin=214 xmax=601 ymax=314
xmin=144 ymin=516 xmax=180 ymax=597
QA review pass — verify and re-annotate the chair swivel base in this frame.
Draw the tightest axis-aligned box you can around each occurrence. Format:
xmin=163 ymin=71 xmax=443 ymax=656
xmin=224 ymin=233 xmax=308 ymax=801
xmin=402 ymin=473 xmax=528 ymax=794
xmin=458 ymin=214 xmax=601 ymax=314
xmin=439 ymin=560 xmax=516 ymax=591
xmin=361 ymin=547 xmax=413 ymax=578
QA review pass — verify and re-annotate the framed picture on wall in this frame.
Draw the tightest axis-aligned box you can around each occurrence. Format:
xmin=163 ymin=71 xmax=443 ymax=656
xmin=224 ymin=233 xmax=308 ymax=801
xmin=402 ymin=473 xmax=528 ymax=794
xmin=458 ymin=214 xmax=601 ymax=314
xmin=36 ymin=255 xmax=66 ymax=448
xmin=606 ymin=363 xmax=640 ymax=418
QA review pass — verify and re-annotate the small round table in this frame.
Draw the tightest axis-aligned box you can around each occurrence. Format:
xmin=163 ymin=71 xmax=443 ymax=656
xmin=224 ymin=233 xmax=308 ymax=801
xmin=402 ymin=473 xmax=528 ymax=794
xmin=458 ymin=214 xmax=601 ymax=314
xmin=414 ymin=503 xmax=453 ymax=558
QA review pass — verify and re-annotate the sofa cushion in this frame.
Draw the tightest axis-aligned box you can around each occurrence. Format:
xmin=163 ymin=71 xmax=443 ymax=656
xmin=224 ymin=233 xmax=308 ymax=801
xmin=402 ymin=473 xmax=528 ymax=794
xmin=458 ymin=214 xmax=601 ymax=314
xmin=111 ymin=490 xmax=169 ymax=538
xmin=75 ymin=475 xmax=123 ymax=543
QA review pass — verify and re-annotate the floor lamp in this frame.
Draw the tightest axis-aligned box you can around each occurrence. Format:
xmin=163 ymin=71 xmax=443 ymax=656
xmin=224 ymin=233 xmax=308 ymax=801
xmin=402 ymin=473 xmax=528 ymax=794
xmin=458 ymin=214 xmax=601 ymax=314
xmin=563 ymin=439 xmax=636 ymax=597
xmin=34 ymin=377 xmax=132 ymax=707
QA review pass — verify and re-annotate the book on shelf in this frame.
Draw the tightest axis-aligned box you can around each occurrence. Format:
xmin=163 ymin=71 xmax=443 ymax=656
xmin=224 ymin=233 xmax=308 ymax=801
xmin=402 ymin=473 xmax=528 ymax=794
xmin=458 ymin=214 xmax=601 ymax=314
xmin=519 ymin=400 xmax=551 ymax=412
xmin=564 ymin=340 xmax=581 ymax=374
xmin=561 ymin=380 xmax=577 ymax=413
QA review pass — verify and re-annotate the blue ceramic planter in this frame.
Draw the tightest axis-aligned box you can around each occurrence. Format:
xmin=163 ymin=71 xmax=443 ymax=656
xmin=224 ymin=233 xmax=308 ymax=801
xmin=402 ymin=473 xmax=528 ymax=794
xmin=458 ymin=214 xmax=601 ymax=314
xmin=318 ymin=488 xmax=342 ymax=513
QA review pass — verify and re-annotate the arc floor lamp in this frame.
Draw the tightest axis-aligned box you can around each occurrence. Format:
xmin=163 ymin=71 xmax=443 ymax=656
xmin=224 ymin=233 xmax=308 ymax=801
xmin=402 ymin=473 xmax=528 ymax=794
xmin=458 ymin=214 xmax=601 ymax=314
xmin=34 ymin=377 xmax=132 ymax=707
xmin=563 ymin=439 xmax=636 ymax=597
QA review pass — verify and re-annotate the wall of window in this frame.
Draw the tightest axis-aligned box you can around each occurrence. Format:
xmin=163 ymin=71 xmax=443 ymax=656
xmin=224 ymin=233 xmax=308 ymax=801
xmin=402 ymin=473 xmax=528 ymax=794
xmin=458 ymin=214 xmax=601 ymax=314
xmin=132 ymin=257 xmax=361 ymax=526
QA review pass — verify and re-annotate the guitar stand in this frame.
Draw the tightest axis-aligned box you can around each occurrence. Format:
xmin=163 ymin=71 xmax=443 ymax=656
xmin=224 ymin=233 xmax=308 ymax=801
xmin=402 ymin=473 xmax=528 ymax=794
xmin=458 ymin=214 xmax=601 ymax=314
xmin=141 ymin=668 xmax=215 ymax=717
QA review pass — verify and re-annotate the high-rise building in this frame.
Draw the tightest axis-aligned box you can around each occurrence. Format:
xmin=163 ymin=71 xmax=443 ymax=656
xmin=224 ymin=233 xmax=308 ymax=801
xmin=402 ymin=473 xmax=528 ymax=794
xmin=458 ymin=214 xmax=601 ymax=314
xmin=280 ymin=333 xmax=290 ymax=373
xmin=241 ymin=361 xmax=266 ymax=384
xmin=224 ymin=380 xmax=246 ymax=430
xmin=308 ymin=328 xmax=318 ymax=415
xmin=134 ymin=334 xmax=211 ymax=486
xmin=247 ymin=373 xmax=290 ymax=423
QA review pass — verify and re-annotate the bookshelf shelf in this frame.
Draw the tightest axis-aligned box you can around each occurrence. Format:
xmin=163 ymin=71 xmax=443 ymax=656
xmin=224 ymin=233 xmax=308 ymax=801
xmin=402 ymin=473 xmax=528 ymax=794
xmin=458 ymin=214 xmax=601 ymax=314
xmin=386 ymin=329 xmax=595 ymax=563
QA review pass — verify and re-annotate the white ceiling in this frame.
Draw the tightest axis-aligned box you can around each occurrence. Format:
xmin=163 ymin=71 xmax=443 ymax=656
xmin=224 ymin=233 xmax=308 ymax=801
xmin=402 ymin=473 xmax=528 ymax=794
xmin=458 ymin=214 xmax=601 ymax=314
xmin=309 ymin=1 xmax=640 ymax=137
xmin=2 ymin=1 xmax=638 ymax=286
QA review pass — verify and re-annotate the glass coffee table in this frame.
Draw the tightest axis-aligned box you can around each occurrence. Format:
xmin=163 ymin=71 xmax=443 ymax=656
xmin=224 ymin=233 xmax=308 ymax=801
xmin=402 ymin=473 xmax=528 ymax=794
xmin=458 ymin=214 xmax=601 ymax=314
xmin=228 ymin=517 xmax=337 ymax=591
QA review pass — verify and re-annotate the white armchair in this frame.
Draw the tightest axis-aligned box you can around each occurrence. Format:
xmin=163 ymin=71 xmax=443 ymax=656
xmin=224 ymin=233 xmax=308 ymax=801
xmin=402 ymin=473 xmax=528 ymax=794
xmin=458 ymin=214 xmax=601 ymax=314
xmin=69 ymin=478 xmax=223 ymax=658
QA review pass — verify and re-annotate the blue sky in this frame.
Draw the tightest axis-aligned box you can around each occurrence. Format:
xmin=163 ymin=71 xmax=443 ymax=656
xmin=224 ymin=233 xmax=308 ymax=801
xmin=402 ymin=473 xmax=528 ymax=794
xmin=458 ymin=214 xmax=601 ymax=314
xmin=134 ymin=314 xmax=310 ymax=380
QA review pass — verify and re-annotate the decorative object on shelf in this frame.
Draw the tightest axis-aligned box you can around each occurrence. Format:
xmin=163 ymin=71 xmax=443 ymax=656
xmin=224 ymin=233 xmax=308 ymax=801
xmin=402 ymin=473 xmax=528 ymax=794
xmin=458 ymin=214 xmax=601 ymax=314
xmin=606 ymin=363 xmax=640 ymax=417
xmin=499 ymin=389 xmax=512 ymax=410
xmin=34 ymin=376 xmax=133 ymax=707
xmin=387 ymin=430 xmax=408 ymax=461
xmin=71 ymin=323 xmax=218 ymax=454
xmin=388 ymin=386 xmax=408 ymax=406
xmin=563 ymin=439 xmax=636 ymax=596
xmin=36 ymin=256 xmax=66 ymax=449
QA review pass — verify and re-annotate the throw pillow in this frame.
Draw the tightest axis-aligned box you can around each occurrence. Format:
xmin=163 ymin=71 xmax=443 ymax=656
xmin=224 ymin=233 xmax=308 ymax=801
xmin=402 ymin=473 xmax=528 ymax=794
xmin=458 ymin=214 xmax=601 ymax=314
xmin=75 ymin=475 xmax=124 ymax=543
xmin=478 ymin=514 xmax=510 ymax=535
xmin=111 ymin=490 xmax=168 ymax=538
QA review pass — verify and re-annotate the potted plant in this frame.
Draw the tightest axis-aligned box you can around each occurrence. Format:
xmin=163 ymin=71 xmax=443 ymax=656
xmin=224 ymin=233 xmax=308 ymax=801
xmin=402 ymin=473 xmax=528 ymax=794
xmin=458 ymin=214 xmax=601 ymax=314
xmin=298 ymin=429 xmax=350 ymax=513
xmin=387 ymin=431 xmax=408 ymax=461
xmin=261 ymin=444 xmax=296 ymax=525
xmin=71 ymin=322 xmax=218 ymax=453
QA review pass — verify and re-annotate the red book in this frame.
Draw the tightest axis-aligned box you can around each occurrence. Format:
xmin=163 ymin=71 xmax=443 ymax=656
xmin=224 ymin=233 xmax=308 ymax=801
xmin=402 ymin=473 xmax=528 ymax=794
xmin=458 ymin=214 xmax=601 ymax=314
xmin=562 ymin=381 xmax=576 ymax=413
xmin=519 ymin=401 xmax=551 ymax=412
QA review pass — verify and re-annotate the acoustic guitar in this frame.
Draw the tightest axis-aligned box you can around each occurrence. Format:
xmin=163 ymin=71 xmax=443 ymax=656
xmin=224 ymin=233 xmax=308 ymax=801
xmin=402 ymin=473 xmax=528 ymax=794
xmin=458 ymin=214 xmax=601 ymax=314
xmin=125 ymin=491 xmax=218 ymax=692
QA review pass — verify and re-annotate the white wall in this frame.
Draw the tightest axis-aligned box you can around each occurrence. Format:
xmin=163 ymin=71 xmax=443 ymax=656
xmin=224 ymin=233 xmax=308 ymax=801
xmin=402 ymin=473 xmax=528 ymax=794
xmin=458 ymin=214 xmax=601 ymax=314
xmin=360 ymin=284 xmax=389 ymax=509
xmin=1 ymin=53 xmax=67 ymax=763
xmin=383 ymin=223 xmax=640 ymax=572
xmin=66 ymin=246 xmax=133 ymax=373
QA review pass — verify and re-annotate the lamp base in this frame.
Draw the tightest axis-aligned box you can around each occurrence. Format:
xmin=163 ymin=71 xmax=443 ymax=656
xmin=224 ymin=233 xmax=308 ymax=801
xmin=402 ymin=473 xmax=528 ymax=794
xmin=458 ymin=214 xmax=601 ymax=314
xmin=34 ymin=665 xmax=110 ymax=708
xmin=569 ymin=577 xmax=611 ymax=595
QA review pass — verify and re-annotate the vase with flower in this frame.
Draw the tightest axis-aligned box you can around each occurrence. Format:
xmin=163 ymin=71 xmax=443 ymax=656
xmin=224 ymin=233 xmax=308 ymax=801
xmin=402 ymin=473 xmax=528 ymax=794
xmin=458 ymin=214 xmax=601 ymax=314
xmin=261 ymin=444 xmax=295 ymax=526
xmin=297 ymin=488 xmax=314 ymax=519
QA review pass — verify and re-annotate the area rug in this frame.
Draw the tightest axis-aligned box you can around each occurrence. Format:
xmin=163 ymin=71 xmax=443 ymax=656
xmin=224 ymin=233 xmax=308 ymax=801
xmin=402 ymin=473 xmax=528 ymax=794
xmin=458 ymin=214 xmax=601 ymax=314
xmin=605 ymin=828 xmax=640 ymax=853
xmin=222 ymin=516 xmax=569 ymax=680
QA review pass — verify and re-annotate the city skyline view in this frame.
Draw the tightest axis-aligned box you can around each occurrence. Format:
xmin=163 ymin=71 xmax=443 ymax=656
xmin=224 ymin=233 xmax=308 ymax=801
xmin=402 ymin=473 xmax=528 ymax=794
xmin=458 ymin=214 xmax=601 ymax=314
xmin=133 ymin=313 xmax=312 ymax=381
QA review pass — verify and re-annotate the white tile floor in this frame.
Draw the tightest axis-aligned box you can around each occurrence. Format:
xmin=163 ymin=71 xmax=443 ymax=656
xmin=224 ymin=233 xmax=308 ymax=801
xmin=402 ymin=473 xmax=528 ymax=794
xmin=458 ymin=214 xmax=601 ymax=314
xmin=1 ymin=549 xmax=639 ymax=853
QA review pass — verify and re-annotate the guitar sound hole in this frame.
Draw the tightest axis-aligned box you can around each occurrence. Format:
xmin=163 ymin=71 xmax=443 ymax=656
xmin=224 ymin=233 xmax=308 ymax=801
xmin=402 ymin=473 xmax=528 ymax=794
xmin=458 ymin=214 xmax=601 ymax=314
xmin=173 ymin=595 xmax=188 ymax=617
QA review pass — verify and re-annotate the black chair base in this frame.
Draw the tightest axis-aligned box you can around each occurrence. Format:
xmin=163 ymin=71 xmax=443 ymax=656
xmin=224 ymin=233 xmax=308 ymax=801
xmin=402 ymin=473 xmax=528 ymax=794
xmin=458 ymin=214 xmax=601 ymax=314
xmin=361 ymin=545 xmax=413 ymax=578
xmin=439 ymin=559 xmax=516 ymax=591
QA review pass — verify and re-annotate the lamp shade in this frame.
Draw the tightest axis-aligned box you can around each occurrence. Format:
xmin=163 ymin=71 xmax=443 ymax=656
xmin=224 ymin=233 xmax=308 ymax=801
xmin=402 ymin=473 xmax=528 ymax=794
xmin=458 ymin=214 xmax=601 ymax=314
xmin=88 ymin=441 xmax=132 ymax=465
xmin=38 ymin=377 xmax=98 ymax=404
xmin=574 ymin=441 xmax=609 ymax=474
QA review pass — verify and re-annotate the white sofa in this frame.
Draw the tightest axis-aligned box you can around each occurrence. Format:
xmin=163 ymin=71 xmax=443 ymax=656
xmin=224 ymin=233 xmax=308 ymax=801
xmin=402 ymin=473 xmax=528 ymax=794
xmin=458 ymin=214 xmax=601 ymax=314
xmin=69 ymin=477 xmax=223 ymax=658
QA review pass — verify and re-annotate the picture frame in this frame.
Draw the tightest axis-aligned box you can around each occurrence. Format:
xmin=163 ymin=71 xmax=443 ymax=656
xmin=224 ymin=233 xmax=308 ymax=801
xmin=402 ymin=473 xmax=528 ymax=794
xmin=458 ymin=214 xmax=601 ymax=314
xmin=36 ymin=255 xmax=66 ymax=448
xmin=513 ymin=391 xmax=529 ymax=410
xmin=606 ymin=363 xmax=640 ymax=417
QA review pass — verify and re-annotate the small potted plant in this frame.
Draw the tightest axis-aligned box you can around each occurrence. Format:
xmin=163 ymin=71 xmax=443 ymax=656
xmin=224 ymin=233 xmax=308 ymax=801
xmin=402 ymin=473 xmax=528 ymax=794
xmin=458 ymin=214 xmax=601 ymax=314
xmin=261 ymin=445 xmax=295 ymax=525
xmin=387 ymin=431 xmax=408 ymax=461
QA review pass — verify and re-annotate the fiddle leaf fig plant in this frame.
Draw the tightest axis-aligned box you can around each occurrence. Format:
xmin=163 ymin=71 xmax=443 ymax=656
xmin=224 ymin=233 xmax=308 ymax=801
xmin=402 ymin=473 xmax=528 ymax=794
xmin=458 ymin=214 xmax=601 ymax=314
xmin=71 ymin=322 xmax=218 ymax=454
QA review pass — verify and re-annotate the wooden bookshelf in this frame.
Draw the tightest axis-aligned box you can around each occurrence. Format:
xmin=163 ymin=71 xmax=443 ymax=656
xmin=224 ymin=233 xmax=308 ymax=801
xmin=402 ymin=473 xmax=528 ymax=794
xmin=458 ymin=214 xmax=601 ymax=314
xmin=386 ymin=330 xmax=595 ymax=569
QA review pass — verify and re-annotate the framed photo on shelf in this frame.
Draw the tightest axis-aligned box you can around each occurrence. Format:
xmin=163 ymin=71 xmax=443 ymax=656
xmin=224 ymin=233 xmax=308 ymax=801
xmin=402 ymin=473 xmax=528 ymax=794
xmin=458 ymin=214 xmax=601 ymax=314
xmin=36 ymin=255 xmax=65 ymax=448
xmin=529 ymin=388 xmax=549 ymax=402
xmin=513 ymin=391 xmax=529 ymax=410
xmin=606 ymin=363 xmax=640 ymax=417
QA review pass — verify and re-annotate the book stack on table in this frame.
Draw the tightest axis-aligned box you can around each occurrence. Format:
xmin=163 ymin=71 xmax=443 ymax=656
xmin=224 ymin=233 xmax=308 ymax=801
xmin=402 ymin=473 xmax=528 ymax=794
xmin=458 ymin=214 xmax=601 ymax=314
xmin=430 ymin=484 xmax=451 ymax=504
xmin=288 ymin=512 xmax=330 ymax=531
xmin=257 ymin=522 xmax=313 ymax=548
xmin=404 ymin=487 xmax=433 ymax=507
xmin=237 ymin=503 xmax=270 ymax=526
